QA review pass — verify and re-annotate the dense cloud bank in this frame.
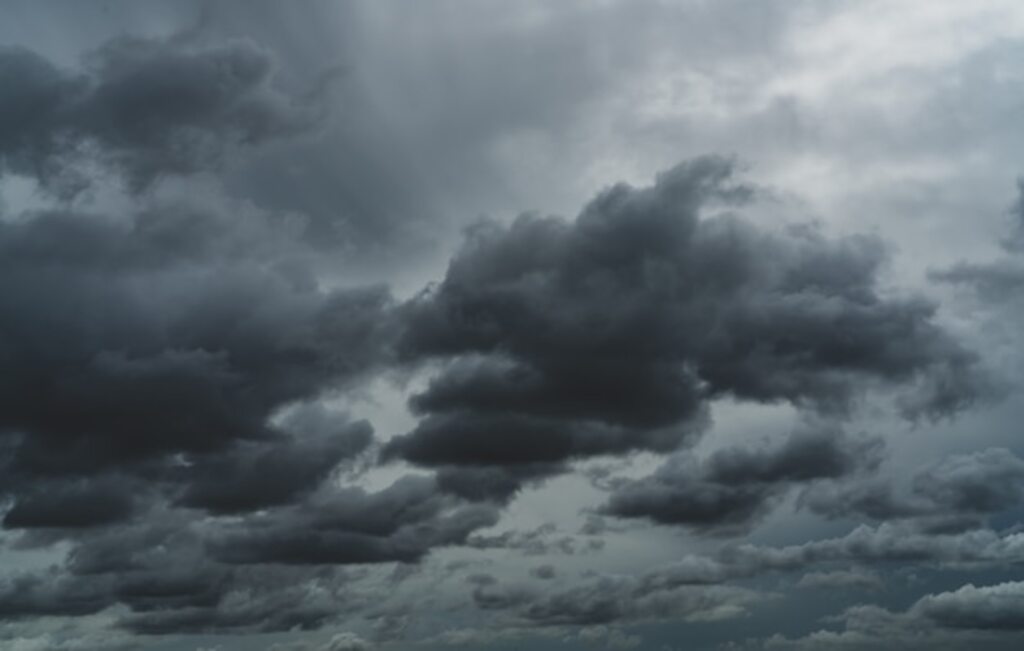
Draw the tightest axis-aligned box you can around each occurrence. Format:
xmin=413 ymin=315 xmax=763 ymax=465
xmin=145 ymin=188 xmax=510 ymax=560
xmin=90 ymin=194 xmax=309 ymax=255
xmin=758 ymin=580 xmax=1024 ymax=650
xmin=0 ymin=31 xmax=486 ymax=640
xmin=0 ymin=35 xmax=323 ymax=196
xmin=0 ymin=13 xmax=1017 ymax=651
xmin=386 ymin=155 xmax=988 ymax=500
xmin=601 ymin=426 xmax=883 ymax=533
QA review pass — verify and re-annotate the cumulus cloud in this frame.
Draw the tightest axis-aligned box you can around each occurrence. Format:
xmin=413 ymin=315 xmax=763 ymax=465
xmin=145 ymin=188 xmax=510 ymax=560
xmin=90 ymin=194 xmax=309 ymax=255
xmin=915 ymin=581 xmax=1024 ymax=631
xmin=0 ymin=33 xmax=324 ymax=196
xmin=0 ymin=5 xmax=1016 ymax=649
xmin=800 ymin=447 xmax=1024 ymax=530
xmin=0 ymin=26 xmax=489 ymax=640
xmin=207 ymin=476 xmax=500 ymax=566
xmin=759 ymin=580 xmax=1024 ymax=649
xmin=383 ymin=157 xmax=988 ymax=506
xmin=601 ymin=427 xmax=883 ymax=534
xmin=467 ymin=571 xmax=762 ymax=629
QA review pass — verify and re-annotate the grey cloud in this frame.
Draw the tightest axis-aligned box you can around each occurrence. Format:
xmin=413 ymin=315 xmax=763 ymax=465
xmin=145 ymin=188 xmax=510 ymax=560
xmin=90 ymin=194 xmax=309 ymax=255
xmin=175 ymin=417 xmax=373 ymax=514
xmin=0 ymin=502 xmax=414 ymax=635
xmin=0 ymin=211 xmax=392 ymax=475
xmin=912 ymin=448 xmax=1024 ymax=515
xmin=2 ymin=475 xmax=139 ymax=529
xmin=519 ymin=576 xmax=760 ymax=628
xmin=0 ymin=33 xmax=322 ymax=196
xmin=208 ymin=476 xmax=500 ymax=566
xmin=0 ymin=570 xmax=112 ymax=618
xmin=761 ymin=580 xmax=1024 ymax=650
xmin=269 ymin=633 xmax=374 ymax=651
xmin=801 ymin=447 xmax=1024 ymax=529
xmin=705 ymin=427 xmax=883 ymax=484
xmin=324 ymin=633 xmax=374 ymax=651
xmin=458 ymin=525 xmax=1024 ymax=638
xmin=387 ymin=157 xmax=988 ymax=496
xmin=531 ymin=565 xmax=557 ymax=580
xmin=0 ymin=26 xmax=464 ymax=641
xmin=117 ymin=566 xmax=352 ymax=635
xmin=930 ymin=261 xmax=1024 ymax=299
xmin=463 ymin=567 xmax=760 ymax=630
xmin=601 ymin=427 xmax=882 ymax=534
xmin=722 ymin=522 xmax=1024 ymax=571
xmin=468 ymin=522 xmax=579 ymax=556
xmin=0 ymin=190 xmax=394 ymax=533
xmin=601 ymin=520 xmax=1024 ymax=598
xmin=930 ymin=179 xmax=1024 ymax=301
xmin=1003 ymin=178 xmax=1024 ymax=252
xmin=434 ymin=463 xmax=565 ymax=503
xmin=795 ymin=568 xmax=884 ymax=591
xmin=472 ymin=582 xmax=535 ymax=612
xmin=0 ymin=4 xmax=1018 ymax=648
xmin=574 ymin=625 xmax=642 ymax=650
xmin=914 ymin=581 xmax=1024 ymax=631
xmin=602 ymin=456 xmax=773 ymax=534
xmin=119 ymin=575 xmax=341 ymax=635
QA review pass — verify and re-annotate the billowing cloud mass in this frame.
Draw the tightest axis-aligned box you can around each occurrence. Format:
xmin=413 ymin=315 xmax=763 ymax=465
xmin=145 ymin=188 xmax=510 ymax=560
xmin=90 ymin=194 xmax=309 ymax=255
xmin=0 ymin=26 xmax=492 ymax=643
xmin=601 ymin=427 xmax=883 ymax=533
xmin=800 ymin=446 xmax=1024 ymax=531
xmin=0 ymin=34 xmax=323 ymax=196
xmin=385 ymin=156 xmax=986 ymax=499
xmin=1 ymin=2 xmax=1024 ymax=651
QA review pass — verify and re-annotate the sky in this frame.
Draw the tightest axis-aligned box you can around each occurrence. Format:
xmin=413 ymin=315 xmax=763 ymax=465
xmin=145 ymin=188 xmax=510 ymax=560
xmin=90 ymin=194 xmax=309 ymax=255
xmin=1 ymin=1 xmax=1024 ymax=650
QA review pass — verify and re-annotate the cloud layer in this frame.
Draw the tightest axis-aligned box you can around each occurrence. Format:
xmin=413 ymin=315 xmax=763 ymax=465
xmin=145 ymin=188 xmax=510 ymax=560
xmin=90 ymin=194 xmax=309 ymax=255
xmin=0 ymin=3 xmax=1022 ymax=651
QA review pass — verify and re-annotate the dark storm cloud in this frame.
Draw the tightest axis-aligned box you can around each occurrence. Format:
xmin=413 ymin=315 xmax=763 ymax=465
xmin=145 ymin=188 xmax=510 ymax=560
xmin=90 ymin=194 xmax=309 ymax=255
xmin=68 ymin=520 xmax=349 ymax=635
xmin=2 ymin=475 xmax=139 ymax=529
xmin=0 ymin=570 xmax=112 ymax=618
xmin=0 ymin=33 xmax=322 ymax=195
xmin=600 ymin=427 xmax=882 ymax=533
xmin=117 ymin=568 xmax=344 ymax=635
xmin=764 ymin=581 xmax=1024 ymax=649
xmin=208 ymin=476 xmax=500 ymax=566
xmin=1 ymin=560 xmax=348 ymax=636
xmin=461 ymin=520 xmax=1024 ymax=634
xmin=602 ymin=446 xmax=1024 ymax=591
xmin=703 ymin=427 xmax=883 ymax=484
xmin=0 ymin=246 xmax=388 ymax=460
xmin=0 ymin=473 xmax=500 ymax=635
xmin=801 ymin=447 xmax=1024 ymax=529
xmin=470 ymin=571 xmax=760 ymax=629
xmin=385 ymin=157 xmax=988 ymax=493
xmin=0 ymin=8 xmax=1011 ymax=646
xmin=175 ymin=416 xmax=372 ymax=514
xmin=0 ymin=27 xmax=505 ymax=641
xmin=0 ymin=20 xmax=382 ymax=539
xmin=721 ymin=522 xmax=1024 ymax=571
xmin=0 ymin=194 xmax=393 ymax=528
xmin=434 ymin=463 xmax=565 ymax=503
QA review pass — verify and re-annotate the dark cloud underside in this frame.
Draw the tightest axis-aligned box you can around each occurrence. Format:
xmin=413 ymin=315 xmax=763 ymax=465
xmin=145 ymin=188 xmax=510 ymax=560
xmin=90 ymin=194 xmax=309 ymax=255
xmin=0 ymin=5 xmax=1019 ymax=650
xmin=386 ymin=156 xmax=987 ymax=497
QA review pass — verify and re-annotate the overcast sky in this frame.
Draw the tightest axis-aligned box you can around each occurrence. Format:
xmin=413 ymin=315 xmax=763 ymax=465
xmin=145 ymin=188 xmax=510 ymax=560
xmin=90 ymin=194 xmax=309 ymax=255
xmin=2 ymin=1 xmax=1024 ymax=650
